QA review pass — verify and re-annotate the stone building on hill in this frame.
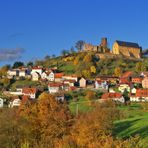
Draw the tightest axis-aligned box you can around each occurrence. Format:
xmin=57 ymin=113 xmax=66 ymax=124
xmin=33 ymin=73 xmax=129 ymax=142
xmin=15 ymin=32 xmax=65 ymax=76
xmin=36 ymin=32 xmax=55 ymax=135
xmin=83 ymin=38 xmax=110 ymax=53
xmin=112 ymin=40 xmax=142 ymax=59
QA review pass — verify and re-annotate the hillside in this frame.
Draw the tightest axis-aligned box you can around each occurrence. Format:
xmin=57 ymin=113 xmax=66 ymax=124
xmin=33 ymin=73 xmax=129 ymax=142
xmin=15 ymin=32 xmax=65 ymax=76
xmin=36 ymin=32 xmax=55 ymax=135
xmin=35 ymin=52 xmax=148 ymax=77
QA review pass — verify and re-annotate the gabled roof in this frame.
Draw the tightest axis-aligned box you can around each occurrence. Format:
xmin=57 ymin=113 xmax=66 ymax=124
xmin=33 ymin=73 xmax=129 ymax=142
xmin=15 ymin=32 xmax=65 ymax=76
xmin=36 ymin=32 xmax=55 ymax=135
xmin=116 ymin=40 xmax=140 ymax=48
xmin=135 ymin=89 xmax=148 ymax=97
xmin=48 ymin=83 xmax=63 ymax=87
xmin=121 ymin=71 xmax=133 ymax=78
xmin=54 ymin=73 xmax=64 ymax=78
xmin=22 ymin=87 xmax=37 ymax=94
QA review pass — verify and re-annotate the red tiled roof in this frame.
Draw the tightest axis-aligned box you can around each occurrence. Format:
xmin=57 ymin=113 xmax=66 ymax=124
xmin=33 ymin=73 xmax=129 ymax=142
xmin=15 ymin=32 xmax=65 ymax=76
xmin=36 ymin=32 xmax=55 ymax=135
xmin=121 ymin=71 xmax=133 ymax=78
xmin=120 ymin=78 xmax=130 ymax=84
xmin=54 ymin=73 xmax=64 ymax=78
xmin=64 ymin=80 xmax=76 ymax=83
xmin=69 ymin=86 xmax=77 ymax=91
xmin=22 ymin=87 xmax=37 ymax=94
xmin=48 ymin=83 xmax=63 ymax=87
xmin=132 ymin=77 xmax=142 ymax=83
xmin=135 ymin=89 xmax=148 ymax=97
xmin=101 ymin=93 xmax=122 ymax=99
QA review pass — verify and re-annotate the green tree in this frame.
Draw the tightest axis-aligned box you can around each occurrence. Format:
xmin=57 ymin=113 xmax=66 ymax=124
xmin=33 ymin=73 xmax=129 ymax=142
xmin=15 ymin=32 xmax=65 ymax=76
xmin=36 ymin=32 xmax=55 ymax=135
xmin=13 ymin=61 xmax=24 ymax=68
xmin=135 ymin=62 xmax=143 ymax=73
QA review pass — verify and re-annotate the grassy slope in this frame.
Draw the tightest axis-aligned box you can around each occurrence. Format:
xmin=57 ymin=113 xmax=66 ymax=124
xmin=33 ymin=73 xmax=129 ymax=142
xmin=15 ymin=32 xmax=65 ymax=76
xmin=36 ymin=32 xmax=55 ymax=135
xmin=114 ymin=103 xmax=148 ymax=147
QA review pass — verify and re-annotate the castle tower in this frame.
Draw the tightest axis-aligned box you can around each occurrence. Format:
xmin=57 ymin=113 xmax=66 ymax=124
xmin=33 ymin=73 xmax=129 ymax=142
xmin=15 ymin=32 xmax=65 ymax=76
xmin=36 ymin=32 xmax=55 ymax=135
xmin=100 ymin=38 xmax=107 ymax=47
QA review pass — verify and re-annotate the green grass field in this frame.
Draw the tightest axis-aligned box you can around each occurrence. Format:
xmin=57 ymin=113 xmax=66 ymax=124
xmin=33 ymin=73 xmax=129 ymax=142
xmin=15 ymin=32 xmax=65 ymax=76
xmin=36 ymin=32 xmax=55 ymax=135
xmin=69 ymin=96 xmax=92 ymax=114
xmin=114 ymin=103 xmax=148 ymax=148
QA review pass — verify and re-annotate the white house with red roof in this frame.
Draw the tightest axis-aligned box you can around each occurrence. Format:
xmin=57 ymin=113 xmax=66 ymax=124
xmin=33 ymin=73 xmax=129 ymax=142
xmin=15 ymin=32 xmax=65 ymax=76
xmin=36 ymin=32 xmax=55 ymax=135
xmin=48 ymin=71 xmax=55 ymax=81
xmin=54 ymin=73 xmax=64 ymax=82
xmin=22 ymin=87 xmax=37 ymax=99
xmin=101 ymin=92 xmax=125 ymax=103
xmin=31 ymin=72 xmax=40 ymax=81
xmin=31 ymin=67 xmax=43 ymax=75
xmin=48 ymin=83 xmax=64 ymax=94
xmin=130 ymin=89 xmax=148 ymax=102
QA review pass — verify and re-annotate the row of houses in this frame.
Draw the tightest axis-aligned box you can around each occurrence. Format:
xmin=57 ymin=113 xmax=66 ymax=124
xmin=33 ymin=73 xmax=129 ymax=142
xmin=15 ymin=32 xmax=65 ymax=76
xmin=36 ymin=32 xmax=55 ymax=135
xmin=1 ymin=66 xmax=147 ymax=108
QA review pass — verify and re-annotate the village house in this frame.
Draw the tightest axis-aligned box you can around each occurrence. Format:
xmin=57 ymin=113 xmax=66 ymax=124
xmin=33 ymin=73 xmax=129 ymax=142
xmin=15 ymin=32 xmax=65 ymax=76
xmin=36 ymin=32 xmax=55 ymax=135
xmin=130 ymin=89 xmax=148 ymax=102
xmin=112 ymin=40 xmax=141 ymax=59
xmin=96 ymin=76 xmax=118 ymax=84
xmin=41 ymin=72 xmax=48 ymax=80
xmin=22 ymin=87 xmax=37 ymax=99
xmin=118 ymin=84 xmax=131 ymax=93
xmin=7 ymin=69 xmax=19 ymax=78
xmin=62 ymin=75 xmax=78 ymax=82
xmin=31 ymin=67 xmax=43 ymax=75
xmin=48 ymin=83 xmax=64 ymax=94
xmin=9 ymin=88 xmax=23 ymax=96
xmin=31 ymin=72 xmax=40 ymax=81
xmin=95 ymin=80 xmax=108 ymax=90
xmin=79 ymin=77 xmax=87 ymax=88
xmin=0 ymin=98 xmax=4 ymax=108
xmin=63 ymin=80 xmax=76 ymax=87
xmin=54 ymin=73 xmax=64 ymax=82
xmin=132 ymin=77 xmax=143 ymax=84
xmin=48 ymin=71 xmax=55 ymax=81
xmin=101 ymin=92 xmax=125 ymax=103
xmin=142 ymin=77 xmax=148 ymax=89
xmin=9 ymin=97 xmax=21 ymax=108
xmin=19 ymin=70 xmax=27 ymax=77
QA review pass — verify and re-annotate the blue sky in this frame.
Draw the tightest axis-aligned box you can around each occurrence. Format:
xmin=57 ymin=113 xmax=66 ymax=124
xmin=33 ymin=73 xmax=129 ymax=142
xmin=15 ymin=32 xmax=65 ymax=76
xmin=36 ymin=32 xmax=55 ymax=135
xmin=0 ymin=0 xmax=148 ymax=65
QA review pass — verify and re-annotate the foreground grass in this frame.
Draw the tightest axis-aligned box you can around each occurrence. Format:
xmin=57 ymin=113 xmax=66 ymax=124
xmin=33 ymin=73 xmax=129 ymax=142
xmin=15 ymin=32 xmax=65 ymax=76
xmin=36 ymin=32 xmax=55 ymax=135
xmin=114 ymin=103 xmax=148 ymax=148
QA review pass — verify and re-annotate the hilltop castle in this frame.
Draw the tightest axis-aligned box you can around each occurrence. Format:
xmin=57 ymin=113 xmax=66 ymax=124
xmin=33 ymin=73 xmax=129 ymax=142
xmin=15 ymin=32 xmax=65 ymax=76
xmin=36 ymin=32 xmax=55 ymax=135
xmin=83 ymin=38 xmax=110 ymax=53
xmin=83 ymin=38 xmax=142 ymax=59
xmin=112 ymin=40 xmax=141 ymax=59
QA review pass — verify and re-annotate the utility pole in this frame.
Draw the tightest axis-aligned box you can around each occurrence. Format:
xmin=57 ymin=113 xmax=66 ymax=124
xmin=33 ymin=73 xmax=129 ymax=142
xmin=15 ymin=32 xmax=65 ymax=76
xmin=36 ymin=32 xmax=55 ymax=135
xmin=76 ymin=103 xmax=79 ymax=117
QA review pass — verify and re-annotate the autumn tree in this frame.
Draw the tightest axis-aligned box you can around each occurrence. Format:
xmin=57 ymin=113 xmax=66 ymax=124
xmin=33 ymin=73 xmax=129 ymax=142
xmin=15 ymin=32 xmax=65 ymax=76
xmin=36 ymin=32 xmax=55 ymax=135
xmin=70 ymin=101 xmax=121 ymax=147
xmin=135 ymin=62 xmax=143 ymax=73
xmin=83 ymin=53 xmax=92 ymax=62
xmin=20 ymin=92 xmax=73 ymax=147
xmin=114 ymin=67 xmax=122 ymax=77
xmin=90 ymin=65 xmax=96 ymax=74
xmin=0 ymin=65 xmax=10 ymax=76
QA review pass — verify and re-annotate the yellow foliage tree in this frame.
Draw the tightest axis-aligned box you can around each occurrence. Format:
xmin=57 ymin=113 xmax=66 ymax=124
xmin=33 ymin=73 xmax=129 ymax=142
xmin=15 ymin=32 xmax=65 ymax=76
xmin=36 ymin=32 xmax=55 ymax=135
xmin=114 ymin=67 xmax=122 ymax=77
xmin=90 ymin=66 xmax=96 ymax=74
